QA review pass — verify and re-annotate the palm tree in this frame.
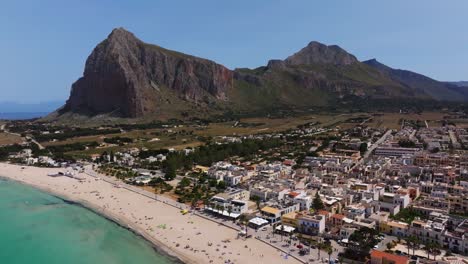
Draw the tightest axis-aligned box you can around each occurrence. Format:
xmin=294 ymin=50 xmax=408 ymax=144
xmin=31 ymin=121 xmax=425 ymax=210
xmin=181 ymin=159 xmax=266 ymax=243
xmin=308 ymin=238 xmax=315 ymax=256
xmin=338 ymin=256 xmax=344 ymax=264
xmin=252 ymin=195 xmax=261 ymax=210
xmin=430 ymin=243 xmax=441 ymax=260
xmin=406 ymin=236 xmax=418 ymax=256
xmin=326 ymin=245 xmax=333 ymax=264
xmin=317 ymin=242 xmax=323 ymax=260
xmin=227 ymin=206 xmax=232 ymax=218
xmin=423 ymin=243 xmax=435 ymax=260
xmin=405 ymin=238 xmax=411 ymax=256
xmin=280 ymin=224 xmax=285 ymax=241
xmin=216 ymin=204 xmax=222 ymax=214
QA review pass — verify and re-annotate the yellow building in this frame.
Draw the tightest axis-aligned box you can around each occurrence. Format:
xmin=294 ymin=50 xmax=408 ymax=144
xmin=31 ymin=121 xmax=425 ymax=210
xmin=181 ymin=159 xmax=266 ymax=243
xmin=380 ymin=220 xmax=408 ymax=237
xmin=281 ymin=211 xmax=298 ymax=227
xmin=194 ymin=165 xmax=209 ymax=173
xmin=379 ymin=221 xmax=392 ymax=234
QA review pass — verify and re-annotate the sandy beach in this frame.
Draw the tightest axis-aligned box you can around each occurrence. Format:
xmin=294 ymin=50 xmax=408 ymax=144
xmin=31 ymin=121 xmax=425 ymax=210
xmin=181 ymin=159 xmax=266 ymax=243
xmin=0 ymin=163 xmax=301 ymax=264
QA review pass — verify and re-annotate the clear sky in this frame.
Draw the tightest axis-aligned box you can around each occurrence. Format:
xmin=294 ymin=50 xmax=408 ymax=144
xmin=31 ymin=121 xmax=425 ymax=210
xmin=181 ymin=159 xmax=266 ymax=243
xmin=1 ymin=0 xmax=467 ymax=103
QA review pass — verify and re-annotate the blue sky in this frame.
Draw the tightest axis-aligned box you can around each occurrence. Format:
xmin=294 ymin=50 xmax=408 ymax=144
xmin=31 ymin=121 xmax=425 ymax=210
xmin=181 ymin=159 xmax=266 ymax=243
xmin=1 ymin=0 xmax=467 ymax=103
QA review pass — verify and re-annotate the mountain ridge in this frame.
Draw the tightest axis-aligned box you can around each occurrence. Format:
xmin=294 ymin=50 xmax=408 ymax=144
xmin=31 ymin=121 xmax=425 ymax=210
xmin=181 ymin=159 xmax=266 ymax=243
xmin=55 ymin=28 xmax=468 ymax=120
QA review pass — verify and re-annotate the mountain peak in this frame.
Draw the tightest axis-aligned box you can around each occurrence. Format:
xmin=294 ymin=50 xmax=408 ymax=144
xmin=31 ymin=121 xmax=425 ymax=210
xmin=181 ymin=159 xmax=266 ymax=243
xmin=106 ymin=27 xmax=139 ymax=44
xmin=285 ymin=41 xmax=358 ymax=66
xmin=363 ymin=58 xmax=392 ymax=72
xmin=63 ymin=28 xmax=233 ymax=118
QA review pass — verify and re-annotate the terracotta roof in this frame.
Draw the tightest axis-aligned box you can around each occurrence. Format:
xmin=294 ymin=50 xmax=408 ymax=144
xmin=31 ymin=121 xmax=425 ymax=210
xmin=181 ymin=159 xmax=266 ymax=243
xmin=318 ymin=210 xmax=329 ymax=216
xmin=331 ymin=214 xmax=345 ymax=220
xmin=371 ymin=250 xmax=408 ymax=264
xmin=288 ymin=191 xmax=300 ymax=197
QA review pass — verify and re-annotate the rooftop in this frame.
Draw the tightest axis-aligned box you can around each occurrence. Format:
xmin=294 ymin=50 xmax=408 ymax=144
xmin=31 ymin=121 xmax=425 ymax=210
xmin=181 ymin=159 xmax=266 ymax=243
xmin=371 ymin=250 xmax=409 ymax=264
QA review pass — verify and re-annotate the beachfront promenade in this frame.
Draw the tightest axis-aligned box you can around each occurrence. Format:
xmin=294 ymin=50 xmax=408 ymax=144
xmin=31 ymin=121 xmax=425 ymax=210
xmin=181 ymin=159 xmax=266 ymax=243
xmin=83 ymin=166 xmax=335 ymax=264
xmin=2 ymin=162 xmax=307 ymax=264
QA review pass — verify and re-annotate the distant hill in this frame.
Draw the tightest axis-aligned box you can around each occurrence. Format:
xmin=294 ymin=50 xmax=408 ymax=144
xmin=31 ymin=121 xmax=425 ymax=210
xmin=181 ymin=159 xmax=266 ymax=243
xmin=362 ymin=59 xmax=468 ymax=101
xmin=448 ymin=81 xmax=468 ymax=87
xmin=52 ymin=28 xmax=468 ymax=121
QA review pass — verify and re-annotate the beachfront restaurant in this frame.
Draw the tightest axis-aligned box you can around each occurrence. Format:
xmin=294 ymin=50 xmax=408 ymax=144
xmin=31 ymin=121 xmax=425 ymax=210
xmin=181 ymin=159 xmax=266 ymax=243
xmin=248 ymin=217 xmax=269 ymax=229
xmin=275 ymin=224 xmax=295 ymax=235
xmin=205 ymin=206 xmax=241 ymax=219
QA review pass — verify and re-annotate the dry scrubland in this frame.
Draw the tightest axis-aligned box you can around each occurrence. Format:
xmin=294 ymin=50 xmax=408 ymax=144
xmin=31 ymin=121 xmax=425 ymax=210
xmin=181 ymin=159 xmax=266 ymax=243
xmin=0 ymin=132 xmax=23 ymax=146
xmin=35 ymin=112 xmax=463 ymax=158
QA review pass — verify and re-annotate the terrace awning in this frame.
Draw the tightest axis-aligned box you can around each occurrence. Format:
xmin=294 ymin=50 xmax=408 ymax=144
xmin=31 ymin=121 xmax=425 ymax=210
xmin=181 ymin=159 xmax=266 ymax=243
xmin=249 ymin=217 xmax=269 ymax=226
xmin=275 ymin=225 xmax=295 ymax=233
xmin=205 ymin=207 xmax=240 ymax=218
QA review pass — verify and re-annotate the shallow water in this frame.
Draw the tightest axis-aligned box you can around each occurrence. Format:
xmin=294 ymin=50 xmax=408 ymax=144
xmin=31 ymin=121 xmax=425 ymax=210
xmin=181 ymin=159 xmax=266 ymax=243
xmin=0 ymin=178 xmax=174 ymax=264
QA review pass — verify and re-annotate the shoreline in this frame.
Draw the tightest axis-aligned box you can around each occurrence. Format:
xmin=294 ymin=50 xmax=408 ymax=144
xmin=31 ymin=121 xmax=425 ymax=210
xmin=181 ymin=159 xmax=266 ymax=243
xmin=0 ymin=163 xmax=301 ymax=264
xmin=0 ymin=175 xmax=188 ymax=264
xmin=0 ymin=175 xmax=186 ymax=264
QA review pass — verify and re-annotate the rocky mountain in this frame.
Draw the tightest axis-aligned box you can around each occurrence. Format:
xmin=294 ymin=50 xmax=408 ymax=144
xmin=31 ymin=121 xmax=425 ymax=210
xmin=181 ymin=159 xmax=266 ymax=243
xmin=284 ymin=41 xmax=358 ymax=66
xmin=363 ymin=59 xmax=468 ymax=101
xmin=56 ymin=28 xmax=468 ymax=120
xmin=61 ymin=28 xmax=232 ymax=118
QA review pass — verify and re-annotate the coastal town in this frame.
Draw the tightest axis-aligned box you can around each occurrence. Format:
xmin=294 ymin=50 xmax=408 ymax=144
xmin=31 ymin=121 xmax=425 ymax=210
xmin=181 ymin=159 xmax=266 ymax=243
xmin=1 ymin=112 xmax=467 ymax=264
xmin=3 ymin=2 xmax=468 ymax=264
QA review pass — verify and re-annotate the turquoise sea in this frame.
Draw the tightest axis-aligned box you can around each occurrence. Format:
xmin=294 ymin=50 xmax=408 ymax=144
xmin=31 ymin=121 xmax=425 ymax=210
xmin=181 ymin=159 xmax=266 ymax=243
xmin=0 ymin=178 xmax=175 ymax=264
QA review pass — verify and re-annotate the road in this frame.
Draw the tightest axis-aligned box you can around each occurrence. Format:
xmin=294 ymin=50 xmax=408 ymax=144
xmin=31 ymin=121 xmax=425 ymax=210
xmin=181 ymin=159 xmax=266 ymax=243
xmin=254 ymin=225 xmax=344 ymax=263
xmin=350 ymin=129 xmax=392 ymax=171
xmin=26 ymin=136 xmax=45 ymax=150
xmin=363 ymin=129 xmax=392 ymax=160
xmin=0 ymin=123 xmax=45 ymax=150
xmin=85 ymin=164 xmax=352 ymax=263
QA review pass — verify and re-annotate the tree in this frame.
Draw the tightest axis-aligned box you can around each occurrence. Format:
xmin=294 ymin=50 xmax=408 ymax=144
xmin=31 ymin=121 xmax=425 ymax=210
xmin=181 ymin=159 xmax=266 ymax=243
xmin=359 ymin=142 xmax=368 ymax=154
xmin=313 ymin=192 xmax=324 ymax=211
xmin=326 ymin=245 xmax=333 ymax=264
xmin=344 ymin=227 xmax=380 ymax=261
xmin=406 ymin=236 xmax=419 ymax=256
xmin=179 ymin=177 xmax=191 ymax=188
xmin=216 ymin=204 xmax=222 ymax=214
xmin=431 ymin=244 xmax=441 ymax=260
xmin=423 ymin=243 xmax=433 ymax=260
xmin=423 ymin=242 xmax=440 ymax=260
xmin=280 ymin=224 xmax=285 ymax=241
xmin=317 ymin=242 xmax=323 ymax=260
xmin=109 ymin=150 xmax=115 ymax=162
xmin=216 ymin=180 xmax=226 ymax=190
xmin=386 ymin=242 xmax=394 ymax=252
xmin=252 ymin=195 xmax=261 ymax=210
xmin=308 ymin=238 xmax=316 ymax=256
xmin=164 ymin=166 xmax=176 ymax=181
xmin=227 ymin=206 xmax=233 ymax=219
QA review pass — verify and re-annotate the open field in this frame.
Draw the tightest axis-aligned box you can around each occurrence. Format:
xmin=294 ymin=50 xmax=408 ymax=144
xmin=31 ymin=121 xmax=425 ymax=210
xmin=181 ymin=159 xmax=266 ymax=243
xmin=42 ymin=114 xmax=354 ymax=157
xmin=30 ymin=111 xmax=468 ymax=158
xmin=366 ymin=112 xmax=448 ymax=129
xmin=194 ymin=113 xmax=356 ymax=137
xmin=0 ymin=132 xmax=23 ymax=146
